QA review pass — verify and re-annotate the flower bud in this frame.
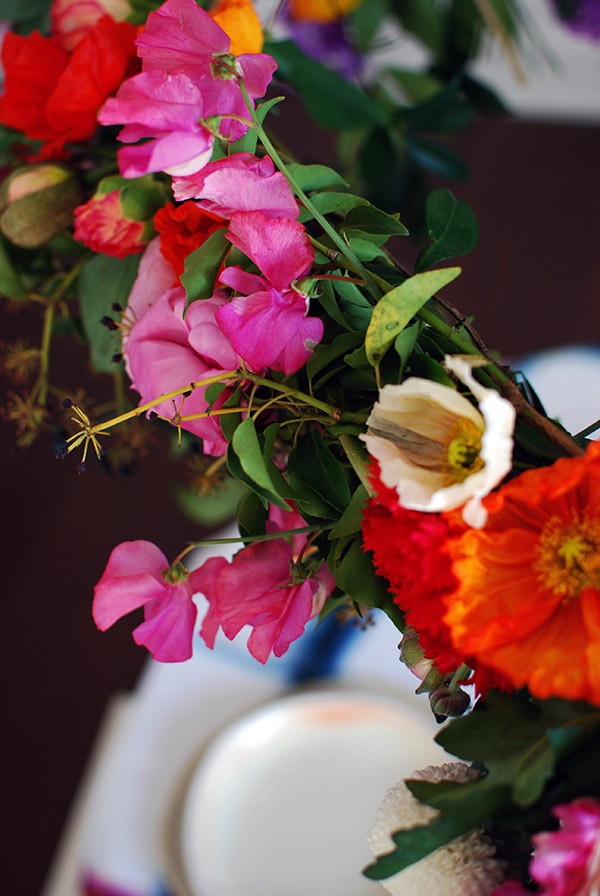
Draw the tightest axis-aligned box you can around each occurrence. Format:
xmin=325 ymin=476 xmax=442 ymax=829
xmin=399 ymin=629 xmax=445 ymax=692
xmin=73 ymin=175 xmax=168 ymax=258
xmin=429 ymin=684 xmax=471 ymax=721
xmin=0 ymin=164 xmax=82 ymax=249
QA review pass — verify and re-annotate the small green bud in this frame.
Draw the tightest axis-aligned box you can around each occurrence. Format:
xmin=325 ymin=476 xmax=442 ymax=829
xmin=429 ymin=684 xmax=471 ymax=721
xmin=0 ymin=164 xmax=82 ymax=248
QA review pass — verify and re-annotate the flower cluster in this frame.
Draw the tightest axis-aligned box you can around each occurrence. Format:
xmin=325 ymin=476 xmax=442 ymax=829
xmin=1 ymin=0 xmax=599 ymax=893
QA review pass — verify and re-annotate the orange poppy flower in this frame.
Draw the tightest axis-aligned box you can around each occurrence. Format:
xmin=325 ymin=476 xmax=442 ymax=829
xmin=444 ymin=440 xmax=600 ymax=705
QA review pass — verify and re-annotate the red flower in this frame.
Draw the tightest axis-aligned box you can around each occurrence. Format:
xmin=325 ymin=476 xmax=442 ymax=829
xmin=153 ymin=201 xmax=226 ymax=278
xmin=362 ymin=462 xmax=511 ymax=693
xmin=74 ymin=190 xmax=147 ymax=258
xmin=0 ymin=16 xmax=137 ymax=157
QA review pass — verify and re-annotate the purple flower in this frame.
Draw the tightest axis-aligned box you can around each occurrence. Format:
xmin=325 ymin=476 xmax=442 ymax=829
xmin=546 ymin=0 xmax=600 ymax=39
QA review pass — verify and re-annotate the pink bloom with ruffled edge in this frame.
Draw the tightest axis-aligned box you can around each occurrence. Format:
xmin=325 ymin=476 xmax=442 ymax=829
xmin=74 ymin=189 xmax=148 ymax=258
xmin=93 ymin=540 xmax=204 ymax=661
xmin=136 ymin=0 xmax=276 ymax=141
xmin=195 ymin=504 xmax=334 ymax=663
xmin=124 ymin=284 xmax=241 ymax=455
xmin=217 ymin=210 xmax=323 ymax=374
xmin=172 ymin=152 xmax=298 ymax=219
xmin=531 ymin=798 xmax=600 ymax=895
xmin=490 ymin=797 xmax=600 ymax=896
xmin=99 ymin=0 xmax=277 ymax=177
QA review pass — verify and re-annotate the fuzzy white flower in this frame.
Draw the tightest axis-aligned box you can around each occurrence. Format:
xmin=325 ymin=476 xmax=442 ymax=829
xmin=361 ymin=354 xmax=515 ymax=527
xmin=368 ymin=762 xmax=505 ymax=896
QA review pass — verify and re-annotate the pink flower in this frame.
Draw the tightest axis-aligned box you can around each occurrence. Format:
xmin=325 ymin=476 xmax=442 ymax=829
xmin=172 ymin=152 xmax=298 ymax=219
xmin=51 ymin=0 xmax=131 ymax=51
xmin=195 ymin=505 xmax=334 ymax=663
xmin=216 ymin=211 xmax=322 ymax=374
xmin=98 ymin=70 xmax=215 ymax=177
xmin=490 ymin=884 xmax=531 ymax=896
xmin=136 ymin=0 xmax=276 ymax=140
xmin=531 ymin=798 xmax=600 ymax=895
xmin=93 ymin=540 xmax=204 ymax=661
xmin=99 ymin=0 xmax=277 ymax=178
xmin=125 ymin=237 xmax=176 ymax=322
xmin=74 ymin=189 xmax=148 ymax=257
xmin=124 ymin=285 xmax=240 ymax=455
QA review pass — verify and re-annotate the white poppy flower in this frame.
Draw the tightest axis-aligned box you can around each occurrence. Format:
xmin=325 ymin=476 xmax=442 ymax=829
xmin=361 ymin=354 xmax=515 ymax=527
xmin=368 ymin=762 xmax=505 ymax=896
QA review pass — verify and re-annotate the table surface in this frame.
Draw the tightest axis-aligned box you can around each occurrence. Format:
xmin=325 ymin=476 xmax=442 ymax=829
xmin=3 ymin=115 xmax=600 ymax=895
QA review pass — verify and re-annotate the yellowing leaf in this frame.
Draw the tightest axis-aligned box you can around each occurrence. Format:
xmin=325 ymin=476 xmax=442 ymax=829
xmin=365 ymin=267 xmax=461 ymax=366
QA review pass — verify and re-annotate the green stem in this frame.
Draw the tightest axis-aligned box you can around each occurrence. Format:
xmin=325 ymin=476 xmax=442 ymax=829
xmin=240 ymin=84 xmax=381 ymax=301
xmin=90 ymin=371 xmax=238 ymax=435
xmin=575 ymin=418 xmax=600 ymax=441
xmin=448 ymin=663 xmax=471 ymax=691
xmin=37 ymin=301 xmax=54 ymax=406
xmin=339 ymin=433 xmax=373 ymax=494
xmin=242 ymin=371 xmax=368 ymax=425
xmin=174 ymin=523 xmax=333 ymax=564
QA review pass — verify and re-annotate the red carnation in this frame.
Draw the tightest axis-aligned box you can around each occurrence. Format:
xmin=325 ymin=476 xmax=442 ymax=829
xmin=153 ymin=202 xmax=226 ymax=278
xmin=0 ymin=16 xmax=137 ymax=158
xmin=362 ymin=497 xmax=463 ymax=673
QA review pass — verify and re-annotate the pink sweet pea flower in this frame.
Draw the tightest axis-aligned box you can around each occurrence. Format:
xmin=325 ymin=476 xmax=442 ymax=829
xmin=195 ymin=505 xmax=334 ymax=663
xmin=99 ymin=70 xmax=215 ymax=177
xmin=125 ymin=236 xmax=175 ymax=323
xmin=172 ymin=152 xmax=298 ymax=219
xmin=136 ymin=0 xmax=276 ymax=140
xmin=124 ymin=285 xmax=240 ymax=455
xmin=216 ymin=211 xmax=322 ymax=374
xmin=530 ymin=798 xmax=600 ymax=895
xmin=93 ymin=540 xmax=204 ymax=661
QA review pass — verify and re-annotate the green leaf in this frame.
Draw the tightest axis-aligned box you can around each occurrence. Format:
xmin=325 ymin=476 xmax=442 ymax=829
xmin=174 ymin=476 xmax=245 ymax=528
xmin=416 ymin=189 xmax=479 ymax=272
xmin=330 ymin=537 xmax=391 ymax=608
xmin=307 ymin=191 xmax=368 ymax=219
xmin=230 ymin=417 xmax=289 ymax=509
xmin=181 ymin=228 xmax=229 ymax=304
xmin=407 ymin=137 xmax=469 ymax=180
xmin=329 ymin=485 xmax=368 ymax=539
xmin=365 ymin=267 xmax=461 ymax=365
xmin=286 ymin=163 xmax=348 ymax=192
xmin=265 ymin=40 xmax=388 ymax=130
xmin=387 ymin=0 xmax=445 ymax=57
xmin=342 ymin=205 xmax=408 ymax=238
xmin=79 ymin=254 xmax=139 ymax=373
xmin=287 ymin=430 xmax=351 ymax=518
xmin=333 ymin=279 xmax=373 ymax=332
xmin=364 ymin=779 xmax=507 ymax=879
xmin=0 ymin=235 xmax=26 ymax=298
xmin=436 ymin=692 xmax=557 ymax=807
xmin=237 ymin=489 xmax=268 ymax=540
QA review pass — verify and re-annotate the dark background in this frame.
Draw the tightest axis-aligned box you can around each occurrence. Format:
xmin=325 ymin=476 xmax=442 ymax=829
xmin=3 ymin=115 xmax=600 ymax=895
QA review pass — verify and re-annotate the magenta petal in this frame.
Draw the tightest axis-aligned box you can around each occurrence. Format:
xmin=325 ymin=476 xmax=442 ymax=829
xmin=218 ymin=266 xmax=266 ymax=296
xmin=136 ymin=0 xmax=228 ymax=71
xmin=247 ymin=581 xmax=314 ymax=663
xmin=118 ymin=131 xmax=213 ymax=178
xmin=99 ymin=71 xmax=203 ymax=132
xmin=216 ymin=288 xmax=323 ymax=374
xmin=237 ymin=54 xmax=279 ymax=99
xmin=192 ymin=556 xmax=231 ymax=649
xmin=172 ymin=152 xmax=297 ymax=218
xmin=132 ymin=583 xmax=197 ymax=662
xmin=226 ymin=212 xmax=313 ymax=290
xmin=93 ymin=540 xmax=169 ymax=630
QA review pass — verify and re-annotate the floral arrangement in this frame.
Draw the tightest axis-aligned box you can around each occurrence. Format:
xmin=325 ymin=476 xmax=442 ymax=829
xmin=1 ymin=0 xmax=599 ymax=894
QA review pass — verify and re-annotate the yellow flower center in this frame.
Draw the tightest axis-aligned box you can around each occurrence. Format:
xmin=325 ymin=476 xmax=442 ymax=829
xmin=534 ymin=515 xmax=600 ymax=599
xmin=445 ymin=419 xmax=484 ymax=484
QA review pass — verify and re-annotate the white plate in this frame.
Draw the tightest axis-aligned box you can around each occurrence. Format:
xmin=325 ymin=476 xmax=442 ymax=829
xmin=166 ymin=687 xmax=446 ymax=896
